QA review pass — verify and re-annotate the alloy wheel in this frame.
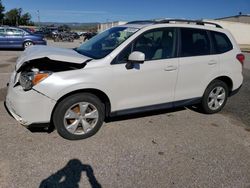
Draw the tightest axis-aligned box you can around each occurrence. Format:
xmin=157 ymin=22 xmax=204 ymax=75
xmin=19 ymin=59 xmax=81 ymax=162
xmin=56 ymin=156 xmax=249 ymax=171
xmin=207 ymin=86 xmax=226 ymax=111
xmin=63 ymin=102 xmax=99 ymax=135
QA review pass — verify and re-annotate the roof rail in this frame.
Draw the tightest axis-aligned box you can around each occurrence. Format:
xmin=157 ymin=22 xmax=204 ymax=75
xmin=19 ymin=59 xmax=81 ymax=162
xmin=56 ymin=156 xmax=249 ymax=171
xmin=126 ymin=20 xmax=156 ymax=25
xmin=158 ymin=19 xmax=223 ymax=28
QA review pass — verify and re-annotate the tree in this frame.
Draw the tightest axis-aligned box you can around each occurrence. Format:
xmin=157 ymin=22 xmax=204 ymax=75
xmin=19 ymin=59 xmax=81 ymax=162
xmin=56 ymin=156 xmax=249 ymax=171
xmin=20 ymin=12 xmax=31 ymax=25
xmin=0 ymin=0 xmax=34 ymax=26
xmin=4 ymin=8 xmax=33 ymax=26
xmin=58 ymin=24 xmax=71 ymax=32
xmin=0 ymin=0 xmax=5 ymax=24
xmin=4 ymin=8 xmax=22 ymax=26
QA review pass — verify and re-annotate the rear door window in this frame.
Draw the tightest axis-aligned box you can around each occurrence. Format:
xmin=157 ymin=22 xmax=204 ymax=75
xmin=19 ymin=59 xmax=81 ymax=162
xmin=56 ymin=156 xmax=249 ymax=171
xmin=211 ymin=31 xmax=233 ymax=54
xmin=180 ymin=28 xmax=211 ymax=57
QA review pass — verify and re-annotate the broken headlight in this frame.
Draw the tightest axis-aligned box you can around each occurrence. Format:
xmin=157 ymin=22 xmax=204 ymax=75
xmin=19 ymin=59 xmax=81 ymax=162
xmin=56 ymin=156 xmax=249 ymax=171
xmin=19 ymin=69 xmax=52 ymax=91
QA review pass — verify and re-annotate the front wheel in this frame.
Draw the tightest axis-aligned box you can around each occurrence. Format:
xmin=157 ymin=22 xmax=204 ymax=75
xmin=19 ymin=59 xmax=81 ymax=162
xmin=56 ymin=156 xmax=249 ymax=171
xmin=201 ymin=80 xmax=229 ymax=114
xmin=53 ymin=93 xmax=105 ymax=140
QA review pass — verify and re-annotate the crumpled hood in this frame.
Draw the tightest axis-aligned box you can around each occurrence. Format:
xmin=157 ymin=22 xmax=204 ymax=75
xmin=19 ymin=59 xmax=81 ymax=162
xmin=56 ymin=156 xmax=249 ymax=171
xmin=16 ymin=45 xmax=91 ymax=71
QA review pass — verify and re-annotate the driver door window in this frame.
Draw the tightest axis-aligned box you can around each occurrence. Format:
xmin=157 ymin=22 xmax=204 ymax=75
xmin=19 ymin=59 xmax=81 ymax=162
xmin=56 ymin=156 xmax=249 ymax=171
xmin=115 ymin=28 xmax=176 ymax=64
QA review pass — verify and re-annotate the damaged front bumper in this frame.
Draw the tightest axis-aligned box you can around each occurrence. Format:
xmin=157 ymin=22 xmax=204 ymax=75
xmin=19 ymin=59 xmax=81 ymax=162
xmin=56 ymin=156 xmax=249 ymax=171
xmin=5 ymin=82 xmax=56 ymax=126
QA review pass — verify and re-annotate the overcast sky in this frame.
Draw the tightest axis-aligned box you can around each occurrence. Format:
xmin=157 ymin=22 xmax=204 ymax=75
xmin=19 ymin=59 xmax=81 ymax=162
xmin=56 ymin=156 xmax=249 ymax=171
xmin=3 ymin=0 xmax=250 ymax=23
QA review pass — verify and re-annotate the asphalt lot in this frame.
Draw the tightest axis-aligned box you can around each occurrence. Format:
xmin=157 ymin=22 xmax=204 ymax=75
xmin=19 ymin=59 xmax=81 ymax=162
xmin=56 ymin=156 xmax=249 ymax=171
xmin=0 ymin=40 xmax=250 ymax=188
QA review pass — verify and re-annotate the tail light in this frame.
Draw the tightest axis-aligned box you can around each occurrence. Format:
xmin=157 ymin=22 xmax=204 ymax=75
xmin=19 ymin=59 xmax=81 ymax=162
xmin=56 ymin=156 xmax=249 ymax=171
xmin=236 ymin=53 xmax=245 ymax=66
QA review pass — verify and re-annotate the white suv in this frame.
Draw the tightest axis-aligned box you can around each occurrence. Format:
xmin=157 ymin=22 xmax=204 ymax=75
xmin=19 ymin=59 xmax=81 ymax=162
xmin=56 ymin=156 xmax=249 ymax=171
xmin=5 ymin=20 xmax=244 ymax=140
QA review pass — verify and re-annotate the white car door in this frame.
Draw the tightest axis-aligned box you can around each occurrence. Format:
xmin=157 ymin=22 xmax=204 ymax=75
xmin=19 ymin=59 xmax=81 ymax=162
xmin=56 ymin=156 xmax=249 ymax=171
xmin=174 ymin=28 xmax=219 ymax=101
xmin=110 ymin=28 xmax=179 ymax=112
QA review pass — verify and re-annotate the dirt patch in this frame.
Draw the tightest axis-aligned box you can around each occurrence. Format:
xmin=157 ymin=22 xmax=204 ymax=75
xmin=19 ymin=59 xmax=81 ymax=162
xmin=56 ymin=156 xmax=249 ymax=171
xmin=0 ymin=160 xmax=11 ymax=188
xmin=0 ymin=64 xmax=11 ymax=68
xmin=244 ymin=127 xmax=250 ymax=132
xmin=0 ymin=63 xmax=15 ymax=73
xmin=6 ymin=57 xmax=18 ymax=63
xmin=211 ymin=123 xmax=219 ymax=127
xmin=158 ymin=151 xmax=165 ymax=155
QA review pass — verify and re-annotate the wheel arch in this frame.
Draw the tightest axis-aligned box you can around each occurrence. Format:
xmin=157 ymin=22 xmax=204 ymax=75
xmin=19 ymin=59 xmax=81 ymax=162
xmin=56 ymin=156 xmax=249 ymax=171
xmin=23 ymin=39 xmax=33 ymax=43
xmin=23 ymin=40 xmax=34 ymax=48
xmin=50 ymin=88 xmax=111 ymax=125
xmin=206 ymin=76 xmax=233 ymax=95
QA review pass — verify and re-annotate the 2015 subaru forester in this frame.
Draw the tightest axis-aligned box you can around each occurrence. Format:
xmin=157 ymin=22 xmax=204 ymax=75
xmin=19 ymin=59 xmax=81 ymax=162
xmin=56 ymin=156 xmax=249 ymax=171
xmin=5 ymin=20 xmax=244 ymax=140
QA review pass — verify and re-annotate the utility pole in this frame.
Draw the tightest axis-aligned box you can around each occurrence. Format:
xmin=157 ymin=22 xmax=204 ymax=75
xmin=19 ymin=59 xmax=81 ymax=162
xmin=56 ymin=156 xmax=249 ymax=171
xmin=16 ymin=16 xmax=18 ymax=26
xmin=37 ymin=10 xmax=40 ymax=28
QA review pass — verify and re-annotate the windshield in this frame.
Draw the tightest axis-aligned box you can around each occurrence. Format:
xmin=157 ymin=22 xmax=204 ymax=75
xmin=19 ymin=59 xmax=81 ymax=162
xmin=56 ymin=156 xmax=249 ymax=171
xmin=76 ymin=27 xmax=139 ymax=59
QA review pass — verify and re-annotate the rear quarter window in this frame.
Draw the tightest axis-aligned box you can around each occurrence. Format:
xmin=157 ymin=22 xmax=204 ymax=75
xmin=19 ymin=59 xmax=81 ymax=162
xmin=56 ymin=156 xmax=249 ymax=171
xmin=211 ymin=31 xmax=233 ymax=54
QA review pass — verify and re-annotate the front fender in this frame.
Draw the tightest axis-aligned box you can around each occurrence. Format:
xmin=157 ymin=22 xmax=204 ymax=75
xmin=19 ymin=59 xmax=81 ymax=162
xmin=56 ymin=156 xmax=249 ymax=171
xmin=33 ymin=71 xmax=112 ymax=102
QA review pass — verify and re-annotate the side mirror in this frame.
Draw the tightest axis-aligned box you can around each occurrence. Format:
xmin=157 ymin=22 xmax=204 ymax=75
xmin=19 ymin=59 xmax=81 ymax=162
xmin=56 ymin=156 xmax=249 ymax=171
xmin=128 ymin=51 xmax=145 ymax=64
xmin=126 ymin=51 xmax=145 ymax=69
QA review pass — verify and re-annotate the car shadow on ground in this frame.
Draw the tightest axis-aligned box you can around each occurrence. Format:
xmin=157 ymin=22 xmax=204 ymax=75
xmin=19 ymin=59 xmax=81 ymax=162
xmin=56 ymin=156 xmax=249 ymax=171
xmin=221 ymin=68 xmax=250 ymax=130
xmin=0 ymin=48 xmax=23 ymax=51
xmin=27 ymin=124 xmax=54 ymax=133
xmin=106 ymin=107 xmax=186 ymax=122
xmin=39 ymin=159 xmax=102 ymax=188
xmin=28 ymin=107 xmax=187 ymax=134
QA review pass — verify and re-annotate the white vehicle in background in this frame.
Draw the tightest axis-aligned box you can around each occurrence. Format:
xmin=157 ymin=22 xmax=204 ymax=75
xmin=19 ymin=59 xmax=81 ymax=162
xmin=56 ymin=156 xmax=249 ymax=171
xmin=5 ymin=20 xmax=244 ymax=140
xmin=77 ymin=31 xmax=87 ymax=36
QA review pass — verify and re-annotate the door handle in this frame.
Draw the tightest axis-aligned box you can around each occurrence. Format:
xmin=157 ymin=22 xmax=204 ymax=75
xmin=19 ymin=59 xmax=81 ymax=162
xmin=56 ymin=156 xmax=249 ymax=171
xmin=208 ymin=60 xmax=217 ymax=65
xmin=164 ymin=66 xmax=177 ymax=71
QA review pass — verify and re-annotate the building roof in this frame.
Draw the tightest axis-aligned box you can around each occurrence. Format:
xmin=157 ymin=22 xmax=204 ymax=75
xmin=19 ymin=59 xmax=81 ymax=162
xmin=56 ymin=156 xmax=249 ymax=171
xmin=215 ymin=14 xmax=250 ymax=24
xmin=215 ymin=14 xmax=250 ymax=20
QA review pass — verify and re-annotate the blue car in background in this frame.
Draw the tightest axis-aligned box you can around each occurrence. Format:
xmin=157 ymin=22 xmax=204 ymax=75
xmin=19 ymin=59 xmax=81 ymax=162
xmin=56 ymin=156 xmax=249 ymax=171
xmin=0 ymin=26 xmax=47 ymax=49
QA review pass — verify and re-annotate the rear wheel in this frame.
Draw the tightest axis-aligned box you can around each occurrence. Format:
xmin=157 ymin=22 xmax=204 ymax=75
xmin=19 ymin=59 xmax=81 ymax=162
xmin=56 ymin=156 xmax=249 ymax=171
xmin=201 ymin=80 xmax=229 ymax=114
xmin=53 ymin=93 xmax=105 ymax=140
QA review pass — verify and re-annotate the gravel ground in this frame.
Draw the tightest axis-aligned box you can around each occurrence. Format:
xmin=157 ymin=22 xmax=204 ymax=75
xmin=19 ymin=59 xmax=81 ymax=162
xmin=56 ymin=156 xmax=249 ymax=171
xmin=0 ymin=40 xmax=250 ymax=188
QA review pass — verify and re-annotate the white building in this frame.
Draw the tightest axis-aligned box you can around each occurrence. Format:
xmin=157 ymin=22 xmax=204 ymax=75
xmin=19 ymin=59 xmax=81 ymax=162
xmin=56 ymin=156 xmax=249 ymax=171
xmin=98 ymin=21 xmax=127 ymax=32
xmin=97 ymin=18 xmax=250 ymax=47
xmin=204 ymin=19 xmax=250 ymax=46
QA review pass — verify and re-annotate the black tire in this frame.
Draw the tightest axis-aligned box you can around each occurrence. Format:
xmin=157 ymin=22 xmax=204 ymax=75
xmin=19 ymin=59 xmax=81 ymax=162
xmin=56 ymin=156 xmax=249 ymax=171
xmin=23 ymin=41 xmax=33 ymax=49
xmin=53 ymin=93 xmax=105 ymax=140
xmin=201 ymin=80 xmax=229 ymax=114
